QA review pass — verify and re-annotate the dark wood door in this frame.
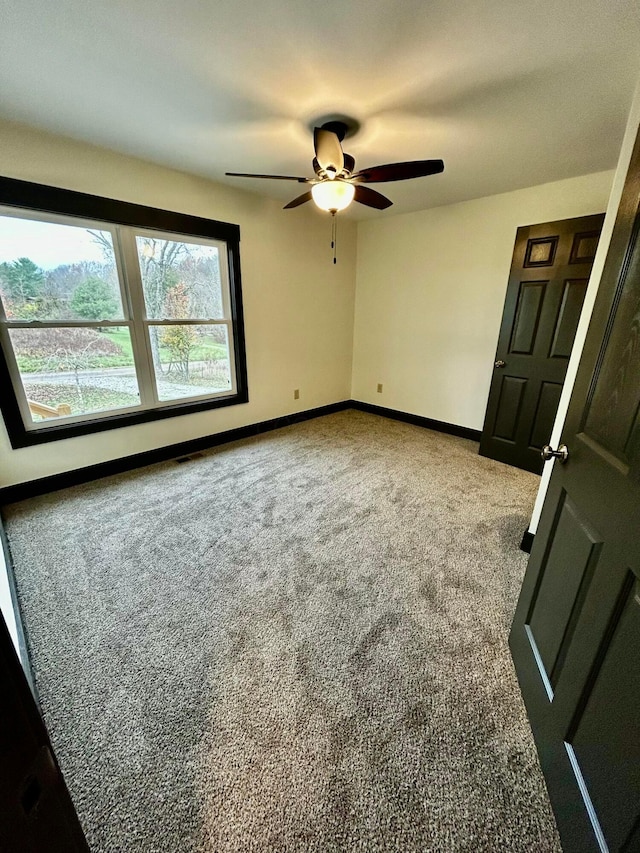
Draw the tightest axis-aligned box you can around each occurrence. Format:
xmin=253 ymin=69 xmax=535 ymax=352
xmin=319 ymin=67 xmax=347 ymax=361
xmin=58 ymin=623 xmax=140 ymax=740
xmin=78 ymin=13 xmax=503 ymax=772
xmin=480 ymin=213 xmax=604 ymax=474
xmin=0 ymin=612 xmax=88 ymax=852
xmin=510 ymin=130 xmax=640 ymax=853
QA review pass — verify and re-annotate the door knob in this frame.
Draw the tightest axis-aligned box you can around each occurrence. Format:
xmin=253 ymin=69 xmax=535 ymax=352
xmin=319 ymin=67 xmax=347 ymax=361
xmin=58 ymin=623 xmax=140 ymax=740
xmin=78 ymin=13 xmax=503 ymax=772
xmin=541 ymin=444 xmax=569 ymax=463
xmin=494 ymin=360 xmax=506 ymax=368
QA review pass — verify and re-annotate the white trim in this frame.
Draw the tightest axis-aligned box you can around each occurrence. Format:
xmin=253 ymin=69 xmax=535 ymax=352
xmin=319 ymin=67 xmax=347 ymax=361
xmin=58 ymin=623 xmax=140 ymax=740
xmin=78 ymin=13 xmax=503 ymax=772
xmin=4 ymin=320 xmax=133 ymax=328
xmin=0 ymin=547 xmax=20 ymax=662
xmin=119 ymin=227 xmax=157 ymax=407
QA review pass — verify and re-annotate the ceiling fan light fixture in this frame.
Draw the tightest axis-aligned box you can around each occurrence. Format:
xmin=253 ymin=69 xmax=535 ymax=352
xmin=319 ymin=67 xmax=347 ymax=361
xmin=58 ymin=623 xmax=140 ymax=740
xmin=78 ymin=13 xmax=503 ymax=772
xmin=311 ymin=180 xmax=355 ymax=212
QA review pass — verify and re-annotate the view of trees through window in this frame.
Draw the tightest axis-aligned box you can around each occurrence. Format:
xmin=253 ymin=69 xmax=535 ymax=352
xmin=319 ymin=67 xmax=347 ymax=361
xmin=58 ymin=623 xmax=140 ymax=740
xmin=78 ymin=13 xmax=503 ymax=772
xmin=0 ymin=214 xmax=233 ymax=424
xmin=135 ymin=234 xmax=231 ymax=400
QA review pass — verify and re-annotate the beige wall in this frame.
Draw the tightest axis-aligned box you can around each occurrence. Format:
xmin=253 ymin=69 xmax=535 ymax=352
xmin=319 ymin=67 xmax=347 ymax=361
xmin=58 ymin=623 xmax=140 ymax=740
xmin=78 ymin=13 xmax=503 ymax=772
xmin=351 ymin=171 xmax=614 ymax=430
xmin=0 ymin=120 xmax=623 ymax=493
xmin=0 ymin=120 xmax=357 ymax=488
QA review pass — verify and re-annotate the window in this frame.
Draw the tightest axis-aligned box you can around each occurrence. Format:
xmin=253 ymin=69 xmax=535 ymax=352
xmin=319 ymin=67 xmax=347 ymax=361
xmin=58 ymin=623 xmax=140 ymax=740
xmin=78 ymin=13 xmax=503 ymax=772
xmin=0 ymin=177 xmax=247 ymax=447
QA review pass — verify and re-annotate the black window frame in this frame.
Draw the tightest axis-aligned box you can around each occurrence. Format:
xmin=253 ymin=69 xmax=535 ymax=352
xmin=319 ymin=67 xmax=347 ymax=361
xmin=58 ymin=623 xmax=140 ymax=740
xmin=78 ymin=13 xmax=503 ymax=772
xmin=0 ymin=176 xmax=248 ymax=449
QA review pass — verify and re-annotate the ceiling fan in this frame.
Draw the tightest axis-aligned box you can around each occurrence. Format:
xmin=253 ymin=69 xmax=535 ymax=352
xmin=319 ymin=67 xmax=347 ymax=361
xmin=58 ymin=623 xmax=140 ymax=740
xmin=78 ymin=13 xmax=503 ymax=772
xmin=225 ymin=119 xmax=444 ymax=214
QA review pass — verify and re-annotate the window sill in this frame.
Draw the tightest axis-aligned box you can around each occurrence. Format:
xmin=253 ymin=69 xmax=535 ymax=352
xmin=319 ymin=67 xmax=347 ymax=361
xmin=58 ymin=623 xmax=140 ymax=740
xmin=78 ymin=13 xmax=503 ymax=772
xmin=3 ymin=388 xmax=249 ymax=448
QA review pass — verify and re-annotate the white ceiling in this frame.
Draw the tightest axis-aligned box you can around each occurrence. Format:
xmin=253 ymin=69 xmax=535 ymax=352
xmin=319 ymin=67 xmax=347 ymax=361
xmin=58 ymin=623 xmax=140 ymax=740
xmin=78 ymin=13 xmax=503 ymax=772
xmin=1 ymin=0 xmax=639 ymax=218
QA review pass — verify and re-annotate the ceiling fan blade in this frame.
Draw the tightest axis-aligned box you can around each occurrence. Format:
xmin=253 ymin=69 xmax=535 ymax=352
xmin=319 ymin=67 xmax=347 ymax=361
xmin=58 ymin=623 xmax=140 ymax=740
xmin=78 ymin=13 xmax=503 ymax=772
xmin=353 ymin=185 xmax=393 ymax=210
xmin=314 ymin=128 xmax=344 ymax=175
xmin=283 ymin=191 xmax=313 ymax=209
xmin=226 ymin=172 xmax=310 ymax=183
xmin=351 ymin=160 xmax=444 ymax=183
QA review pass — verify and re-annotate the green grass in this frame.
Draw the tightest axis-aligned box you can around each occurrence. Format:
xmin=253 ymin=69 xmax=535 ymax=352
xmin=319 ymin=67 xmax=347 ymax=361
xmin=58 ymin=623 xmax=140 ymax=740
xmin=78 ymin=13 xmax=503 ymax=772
xmin=17 ymin=353 xmax=134 ymax=373
xmin=101 ymin=328 xmax=227 ymax=362
xmin=17 ymin=328 xmax=227 ymax=373
xmin=100 ymin=327 xmax=135 ymax=359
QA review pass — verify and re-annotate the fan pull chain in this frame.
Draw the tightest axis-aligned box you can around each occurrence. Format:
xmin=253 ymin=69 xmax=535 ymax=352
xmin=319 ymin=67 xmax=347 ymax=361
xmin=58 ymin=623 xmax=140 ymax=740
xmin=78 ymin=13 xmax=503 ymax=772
xmin=331 ymin=211 xmax=337 ymax=264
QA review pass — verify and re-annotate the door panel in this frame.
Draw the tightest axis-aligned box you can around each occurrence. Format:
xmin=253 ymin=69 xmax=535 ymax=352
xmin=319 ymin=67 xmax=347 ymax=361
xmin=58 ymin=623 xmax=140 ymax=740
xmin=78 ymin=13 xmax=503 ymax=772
xmin=527 ymin=496 xmax=602 ymax=690
xmin=494 ymin=375 xmax=527 ymax=440
xmin=569 ymin=575 xmax=640 ymax=852
xmin=480 ymin=214 xmax=604 ymax=474
xmin=510 ymin=126 xmax=640 ymax=852
xmin=510 ymin=281 xmax=546 ymax=353
xmin=582 ymin=239 xmax=640 ymax=459
xmin=569 ymin=230 xmax=601 ymax=265
xmin=529 ymin=382 xmax=563 ymax=450
xmin=549 ymin=280 xmax=589 ymax=359
xmin=525 ymin=235 xmax=558 ymax=266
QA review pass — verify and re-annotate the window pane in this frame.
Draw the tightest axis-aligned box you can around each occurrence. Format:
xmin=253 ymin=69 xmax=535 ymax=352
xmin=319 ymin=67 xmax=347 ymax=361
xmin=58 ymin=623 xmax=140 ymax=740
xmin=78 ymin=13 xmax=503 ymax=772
xmin=9 ymin=327 xmax=140 ymax=420
xmin=136 ymin=236 xmax=223 ymax=320
xmin=148 ymin=324 xmax=232 ymax=401
xmin=0 ymin=215 xmax=124 ymax=321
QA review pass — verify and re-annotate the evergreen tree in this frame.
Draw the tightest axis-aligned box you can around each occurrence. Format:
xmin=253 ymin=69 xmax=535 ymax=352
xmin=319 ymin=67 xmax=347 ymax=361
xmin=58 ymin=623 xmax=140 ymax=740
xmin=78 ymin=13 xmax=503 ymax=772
xmin=70 ymin=277 xmax=118 ymax=321
xmin=1 ymin=257 xmax=44 ymax=302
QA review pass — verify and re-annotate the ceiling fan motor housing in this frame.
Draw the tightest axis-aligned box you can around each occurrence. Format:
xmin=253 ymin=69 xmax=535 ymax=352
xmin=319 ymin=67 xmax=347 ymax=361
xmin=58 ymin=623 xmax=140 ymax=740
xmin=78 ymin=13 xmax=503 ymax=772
xmin=320 ymin=120 xmax=348 ymax=141
xmin=313 ymin=153 xmax=355 ymax=177
xmin=310 ymin=115 xmax=362 ymax=141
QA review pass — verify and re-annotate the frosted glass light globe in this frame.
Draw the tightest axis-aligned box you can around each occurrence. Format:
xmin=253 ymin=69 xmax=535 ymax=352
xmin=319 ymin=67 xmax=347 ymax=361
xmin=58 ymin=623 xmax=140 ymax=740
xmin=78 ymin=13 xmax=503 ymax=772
xmin=311 ymin=180 xmax=355 ymax=212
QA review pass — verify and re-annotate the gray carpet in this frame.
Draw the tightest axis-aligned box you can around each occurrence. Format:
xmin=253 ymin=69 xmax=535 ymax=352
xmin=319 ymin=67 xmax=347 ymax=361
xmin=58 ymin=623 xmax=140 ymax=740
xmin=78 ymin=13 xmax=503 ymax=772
xmin=4 ymin=410 xmax=561 ymax=852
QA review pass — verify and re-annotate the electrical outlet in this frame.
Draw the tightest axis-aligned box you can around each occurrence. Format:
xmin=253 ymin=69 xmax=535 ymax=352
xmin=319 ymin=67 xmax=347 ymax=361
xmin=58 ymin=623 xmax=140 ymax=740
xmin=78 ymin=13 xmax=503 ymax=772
xmin=294 ymin=389 xmax=300 ymax=400
xmin=377 ymin=383 xmax=383 ymax=393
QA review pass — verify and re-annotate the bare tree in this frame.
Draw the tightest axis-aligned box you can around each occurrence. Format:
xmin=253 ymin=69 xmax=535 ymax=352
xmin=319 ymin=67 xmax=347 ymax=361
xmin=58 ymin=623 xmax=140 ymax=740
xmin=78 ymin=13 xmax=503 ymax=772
xmin=90 ymin=232 xmax=190 ymax=367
